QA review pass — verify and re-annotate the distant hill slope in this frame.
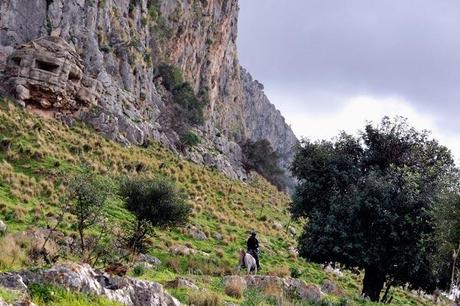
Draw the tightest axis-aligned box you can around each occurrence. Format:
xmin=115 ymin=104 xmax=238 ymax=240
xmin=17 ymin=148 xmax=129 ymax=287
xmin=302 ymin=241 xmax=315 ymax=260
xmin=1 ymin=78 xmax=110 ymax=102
xmin=0 ymin=98 xmax=436 ymax=305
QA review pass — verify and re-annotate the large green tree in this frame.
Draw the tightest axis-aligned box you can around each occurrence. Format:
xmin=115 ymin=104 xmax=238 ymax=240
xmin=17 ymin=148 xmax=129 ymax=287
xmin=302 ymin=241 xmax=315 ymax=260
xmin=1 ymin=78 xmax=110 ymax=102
xmin=432 ymin=189 xmax=460 ymax=293
xmin=290 ymin=117 xmax=455 ymax=301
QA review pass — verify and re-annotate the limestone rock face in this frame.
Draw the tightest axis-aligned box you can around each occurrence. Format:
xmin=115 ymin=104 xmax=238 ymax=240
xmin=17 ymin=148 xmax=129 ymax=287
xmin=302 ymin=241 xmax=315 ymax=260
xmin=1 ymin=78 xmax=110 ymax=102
xmin=4 ymin=37 xmax=99 ymax=112
xmin=0 ymin=0 xmax=298 ymax=183
xmin=0 ymin=264 xmax=181 ymax=306
xmin=240 ymin=67 xmax=299 ymax=174
xmin=158 ymin=0 xmax=245 ymax=136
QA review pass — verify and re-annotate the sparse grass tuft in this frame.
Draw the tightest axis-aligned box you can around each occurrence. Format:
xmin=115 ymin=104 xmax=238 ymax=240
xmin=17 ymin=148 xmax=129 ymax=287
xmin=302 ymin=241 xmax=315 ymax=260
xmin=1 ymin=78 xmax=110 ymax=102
xmin=224 ymin=278 xmax=244 ymax=299
xmin=187 ymin=290 xmax=221 ymax=306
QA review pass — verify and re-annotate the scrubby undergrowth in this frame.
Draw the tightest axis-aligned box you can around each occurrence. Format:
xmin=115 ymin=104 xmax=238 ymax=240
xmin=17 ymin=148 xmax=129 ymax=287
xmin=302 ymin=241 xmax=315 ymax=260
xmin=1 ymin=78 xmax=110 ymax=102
xmin=0 ymin=98 xmax=438 ymax=305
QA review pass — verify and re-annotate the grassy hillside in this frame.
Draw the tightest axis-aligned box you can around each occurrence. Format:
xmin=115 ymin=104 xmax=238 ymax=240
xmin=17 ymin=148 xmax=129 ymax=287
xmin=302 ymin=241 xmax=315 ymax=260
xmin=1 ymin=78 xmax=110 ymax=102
xmin=0 ymin=98 xmax=437 ymax=305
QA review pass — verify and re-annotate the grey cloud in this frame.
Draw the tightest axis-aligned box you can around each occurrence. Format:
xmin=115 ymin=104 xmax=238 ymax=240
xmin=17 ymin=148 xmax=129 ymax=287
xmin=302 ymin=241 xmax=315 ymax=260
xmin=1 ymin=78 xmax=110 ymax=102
xmin=237 ymin=0 xmax=460 ymax=130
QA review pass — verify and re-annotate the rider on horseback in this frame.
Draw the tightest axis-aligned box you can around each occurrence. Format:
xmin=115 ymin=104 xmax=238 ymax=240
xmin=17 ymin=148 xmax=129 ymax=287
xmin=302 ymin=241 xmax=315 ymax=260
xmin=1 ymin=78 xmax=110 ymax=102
xmin=246 ymin=230 xmax=260 ymax=270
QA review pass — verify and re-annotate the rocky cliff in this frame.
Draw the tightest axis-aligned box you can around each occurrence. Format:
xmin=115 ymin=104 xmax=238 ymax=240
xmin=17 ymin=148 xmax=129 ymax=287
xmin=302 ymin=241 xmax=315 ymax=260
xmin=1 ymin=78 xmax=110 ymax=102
xmin=240 ymin=68 xmax=298 ymax=171
xmin=0 ymin=0 xmax=298 ymax=184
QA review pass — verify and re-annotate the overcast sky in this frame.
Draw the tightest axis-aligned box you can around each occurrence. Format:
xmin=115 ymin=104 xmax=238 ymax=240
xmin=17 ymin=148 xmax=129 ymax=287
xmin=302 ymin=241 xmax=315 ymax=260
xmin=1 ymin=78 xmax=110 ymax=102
xmin=237 ymin=0 xmax=460 ymax=159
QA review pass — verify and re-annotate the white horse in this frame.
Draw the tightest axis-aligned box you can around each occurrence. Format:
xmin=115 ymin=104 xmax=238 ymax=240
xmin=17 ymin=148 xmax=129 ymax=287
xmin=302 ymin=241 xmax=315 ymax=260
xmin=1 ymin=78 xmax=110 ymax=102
xmin=239 ymin=249 xmax=257 ymax=275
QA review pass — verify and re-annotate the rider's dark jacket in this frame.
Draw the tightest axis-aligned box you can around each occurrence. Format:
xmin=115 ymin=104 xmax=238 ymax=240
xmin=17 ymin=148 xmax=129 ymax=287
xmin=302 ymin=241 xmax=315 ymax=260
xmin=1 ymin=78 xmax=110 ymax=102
xmin=247 ymin=236 xmax=259 ymax=250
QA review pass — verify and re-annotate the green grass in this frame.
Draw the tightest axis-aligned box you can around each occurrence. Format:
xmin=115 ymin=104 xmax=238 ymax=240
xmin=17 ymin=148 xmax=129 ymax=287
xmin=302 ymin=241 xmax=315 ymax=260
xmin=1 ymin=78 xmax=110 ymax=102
xmin=0 ymin=286 xmax=20 ymax=304
xmin=28 ymin=283 xmax=123 ymax=306
xmin=0 ymin=99 xmax=443 ymax=305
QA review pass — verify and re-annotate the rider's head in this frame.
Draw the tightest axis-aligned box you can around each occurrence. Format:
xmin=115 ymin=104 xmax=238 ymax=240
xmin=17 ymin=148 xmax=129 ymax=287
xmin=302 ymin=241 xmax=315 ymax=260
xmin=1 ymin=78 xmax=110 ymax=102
xmin=250 ymin=230 xmax=256 ymax=237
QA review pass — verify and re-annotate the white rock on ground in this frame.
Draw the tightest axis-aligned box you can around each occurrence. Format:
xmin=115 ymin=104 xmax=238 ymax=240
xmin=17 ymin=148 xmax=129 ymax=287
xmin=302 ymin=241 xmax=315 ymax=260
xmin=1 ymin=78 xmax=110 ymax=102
xmin=223 ymin=275 xmax=323 ymax=303
xmin=0 ymin=264 xmax=181 ymax=306
xmin=137 ymin=254 xmax=161 ymax=265
xmin=0 ymin=220 xmax=6 ymax=235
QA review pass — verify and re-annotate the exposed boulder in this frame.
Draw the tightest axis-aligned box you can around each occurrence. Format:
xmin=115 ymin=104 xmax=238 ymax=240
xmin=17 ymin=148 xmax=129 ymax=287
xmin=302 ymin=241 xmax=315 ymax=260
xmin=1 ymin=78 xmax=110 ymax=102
xmin=321 ymin=279 xmax=342 ymax=296
xmin=0 ymin=220 xmax=6 ymax=236
xmin=187 ymin=226 xmax=207 ymax=240
xmin=222 ymin=275 xmax=324 ymax=303
xmin=288 ymin=246 xmax=299 ymax=258
xmin=324 ymin=265 xmax=343 ymax=278
xmin=137 ymin=254 xmax=161 ymax=266
xmin=288 ymin=226 xmax=297 ymax=236
xmin=169 ymin=245 xmax=209 ymax=258
xmin=272 ymin=220 xmax=283 ymax=230
xmin=0 ymin=264 xmax=181 ymax=306
xmin=213 ymin=232 xmax=223 ymax=241
xmin=0 ymin=273 xmax=28 ymax=292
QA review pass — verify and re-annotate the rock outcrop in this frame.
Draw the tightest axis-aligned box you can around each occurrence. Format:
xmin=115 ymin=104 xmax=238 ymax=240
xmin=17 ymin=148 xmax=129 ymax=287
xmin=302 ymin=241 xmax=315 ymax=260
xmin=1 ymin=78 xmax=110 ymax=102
xmin=223 ymin=275 xmax=324 ymax=303
xmin=0 ymin=0 xmax=298 ymax=184
xmin=240 ymin=68 xmax=299 ymax=172
xmin=0 ymin=264 xmax=181 ymax=306
xmin=4 ymin=36 xmax=99 ymax=112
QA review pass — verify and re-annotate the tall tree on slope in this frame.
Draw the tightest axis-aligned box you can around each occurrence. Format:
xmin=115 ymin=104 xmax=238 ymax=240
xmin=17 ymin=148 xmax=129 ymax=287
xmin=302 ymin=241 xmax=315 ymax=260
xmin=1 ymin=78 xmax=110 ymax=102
xmin=290 ymin=117 xmax=455 ymax=301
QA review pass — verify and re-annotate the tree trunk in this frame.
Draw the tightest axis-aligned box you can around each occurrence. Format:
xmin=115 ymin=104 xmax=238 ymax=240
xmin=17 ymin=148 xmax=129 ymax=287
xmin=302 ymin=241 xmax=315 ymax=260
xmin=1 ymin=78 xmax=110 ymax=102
xmin=362 ymin=266 xmax=386 ymax=302
xmin=78 ymin=224 xmax=85 ymax=256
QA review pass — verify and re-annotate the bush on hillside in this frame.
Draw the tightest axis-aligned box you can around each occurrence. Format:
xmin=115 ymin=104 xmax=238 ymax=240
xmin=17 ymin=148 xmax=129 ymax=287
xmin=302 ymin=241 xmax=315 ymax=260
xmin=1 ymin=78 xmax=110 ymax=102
xmin=241 ymin=139 xmax=286 ymax=191
xmin=157 ymin=64 xmax=183 ymax=91
xmin=180 ymin=130 xmax=200 ymax=148
xmin=67 ymin=173 xmax=114 ymax=258
xmin=119 ymin=176 xmax=191 ymax=253
xmin=157 ymin=64 xmax=206 ymax=128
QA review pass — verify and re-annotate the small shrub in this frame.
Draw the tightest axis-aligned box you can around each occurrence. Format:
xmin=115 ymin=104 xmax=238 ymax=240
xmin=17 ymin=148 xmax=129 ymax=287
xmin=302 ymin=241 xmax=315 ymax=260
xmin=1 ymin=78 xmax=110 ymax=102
xmin=172 ymin=83 xmax=205 ymax=126
xmin=165 ymin=258 xmax=181 ymax=273
xmin=29 ymin=283 xmax=56 ymax=304
xmin=290 ymin=266 xmax=302 ymax=278
xmin=28 ymin=234 xmax=59 ymax=265
xmin=241 ymin=289 xmax=266 ymax=306
xmin=0 ymin=234 xmax=28 ymax=270
xmin=257 ymin=215 xmax=267 ymax=222
xmin=157 ymin=64 xmax=206 ymax=127
xmin=157 ymin=64 xmax=183 ymax=91
xmin=180 ymin=131 xmax=200 ymax=147
xmin=224 ymin=278 xmax=244 ymax=298
xmin=132 ymin=263 xmax=146 ymax=277
xmin=187 ymin=290 xmax=220 ymax=306
xmin=119 ymin=176 xmax=191 ymax=253
xmin=267 ymin=265 xmax=290 ymax=278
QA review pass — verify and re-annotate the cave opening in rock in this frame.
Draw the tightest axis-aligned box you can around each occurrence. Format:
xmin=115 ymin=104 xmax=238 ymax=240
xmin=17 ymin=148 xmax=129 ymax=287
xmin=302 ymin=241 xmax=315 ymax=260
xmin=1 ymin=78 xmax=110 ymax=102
xmin=35 ymin=59 xmax=60 ymax=74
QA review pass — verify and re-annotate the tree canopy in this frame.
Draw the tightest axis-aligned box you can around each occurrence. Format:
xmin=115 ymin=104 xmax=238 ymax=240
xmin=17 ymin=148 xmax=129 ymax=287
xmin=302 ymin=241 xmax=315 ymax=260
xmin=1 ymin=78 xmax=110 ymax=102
xmin=432 ymin=186 xmax=460 ymax=292
xmin=119 ymin=176 xmax=191 ymax=253
xmin=290 ymin=117 xmax=455 ymax=301
xmin=241 ymin=139 xmax=287 ymax=191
